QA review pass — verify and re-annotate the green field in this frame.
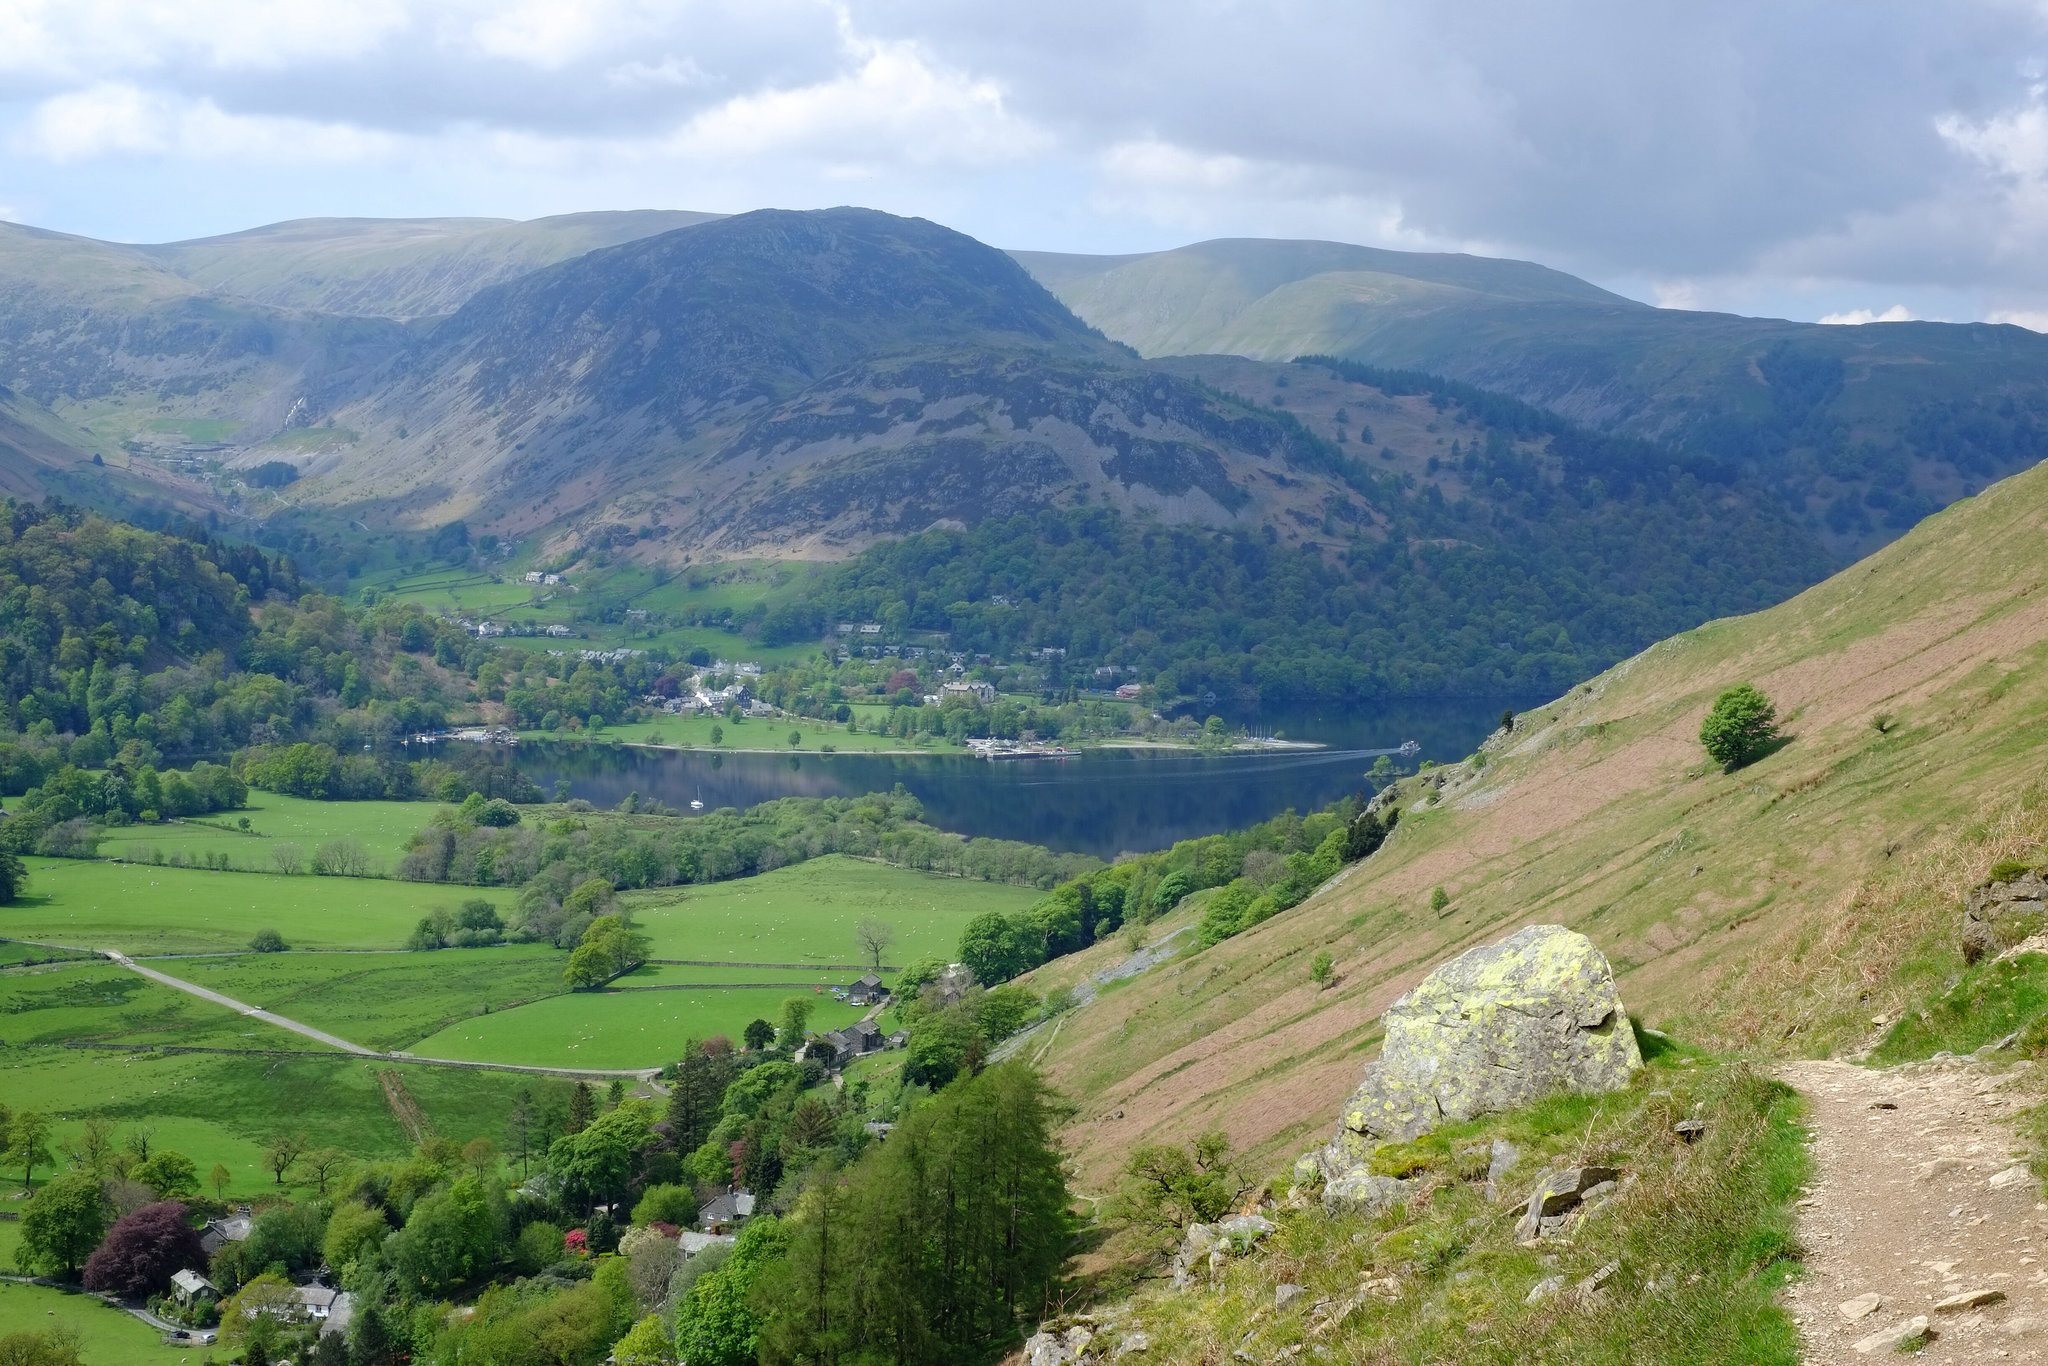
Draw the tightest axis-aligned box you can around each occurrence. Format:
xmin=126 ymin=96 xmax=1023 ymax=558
xmin=0 ymin=1044 xmax=569 ymax=1206
xmin=407 ymin=982 xmax=868 ymax=1069
xmin=0 ymin=960 xmax=327 ymax=1052
xmin=0 ymin=1282 xmax=194 ymax=1364
xmin=0 ymin=859 xmax=480 ymax=954
xmin=92 ymin=792 xmax=436 ymax=867
xmin=624 ymin=855 xmax=1041 ymax=966
xmin=171 ymin=947 xmax=573 ymax=1052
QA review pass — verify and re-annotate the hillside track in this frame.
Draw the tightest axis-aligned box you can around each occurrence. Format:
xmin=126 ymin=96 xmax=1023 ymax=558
xmin=1783 ymin=1058 xmax=2048 ymax=1362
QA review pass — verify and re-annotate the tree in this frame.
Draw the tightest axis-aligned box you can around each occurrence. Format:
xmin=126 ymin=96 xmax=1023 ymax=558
xmin=742 ymin=1018 xmax=776 ymax=1052
xmin=1309 ymin=950 xmax=1335 ymax=988
xmin=508 ymin=1090 xmax=536 ymax=1178
xmin=302 ymin=1147 xmax=351 ymax=1195
xmin=710 ymin=724 xmax=724 ymax=746
xmin=219 ymin=1273 xmax=297 ymax=1354
xmin=322 ymin=1200 xmax=390 ymax=1271
xmin=0 ymin=848 xmax=28 ymax=903
xmin=208 ymin=1163 xmax=232 ymax=1200
xmin=1110 ymin=1130 xmax=1247 ymax=1245
xmin=17 ymin=1167 xmax=106 ymax=1278
xmin=6 ymin=1111 xmax=53 ymax=1187
xmin=787 ymin=730 xmax=802 ymax=749
xmin=1430 ymin=885 xmax=1449 ymax=914
xmin=615 ymin=1314 xmax=678 ymax=1365
xmin=133 ymin=1150 xmax=199 ymax=1200
xmin=247 ymin=927 xmax=287 ymax=952
xmin=262 ymin=1130 xmax=308 ymax=1186
xmin=388 ymin=1175 xmax=501 ymax=1295
xmin=0 ymin=1326 xmax=84 ymax=1365
xmin=1699 ymin=682 xmax=1782 ymax=769
xmin=778 ymin=995 xmax=815 ymax=1045
xmin=853 ymin=915 xmax=896 ymax=972
xmin=82 ymin=1200 xmax=205 ymax=1297
xmin=567 ymin=1081 xmax=596 ymax=1135
xmin=65 ymin=1117 xmax=117 ymax=1179
xmin=674 ymin=1218 xmax=787 ymax=1366
xmin=631 ymin=1183 xmax=696 ymax=1227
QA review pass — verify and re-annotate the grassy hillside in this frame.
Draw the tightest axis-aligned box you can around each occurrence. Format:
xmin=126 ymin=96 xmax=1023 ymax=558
xmin=1025 ymin=445 xmax=2048 ymax=1185
xmin=142 ymin=209 xmax=722 ymax=318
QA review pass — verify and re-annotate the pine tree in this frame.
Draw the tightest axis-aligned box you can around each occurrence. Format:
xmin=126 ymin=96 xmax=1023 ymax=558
xmin=567 ymin=1081 xmax=595 ymax=1135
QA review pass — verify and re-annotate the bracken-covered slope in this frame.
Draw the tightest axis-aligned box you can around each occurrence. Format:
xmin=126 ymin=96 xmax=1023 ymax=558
xmin=1025 ymin=447 xmax=2048 ymax=1186
xmin=1018 ymin=238 xmax=2048 ymax=561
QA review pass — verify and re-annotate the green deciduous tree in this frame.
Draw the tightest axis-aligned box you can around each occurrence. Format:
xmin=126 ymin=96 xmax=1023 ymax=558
xmin=17 ymin=1167 xmax=106 ymax=1277
xmin=1699 ymin=682 xmax=1782 ymax=769
xmin=6 ymin=1111 xmax=53 ymax=1187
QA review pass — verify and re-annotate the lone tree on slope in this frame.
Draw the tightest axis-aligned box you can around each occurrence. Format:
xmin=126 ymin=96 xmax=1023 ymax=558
xmin=1699 ymin=683 xmax=1783 ymax=770
xmin=854 ymin=916 xmax=897 ymax=972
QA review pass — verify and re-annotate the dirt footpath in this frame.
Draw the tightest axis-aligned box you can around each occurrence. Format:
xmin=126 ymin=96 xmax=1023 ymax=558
xmin=1783 ymin=1058 xmax=2048 ymax=1363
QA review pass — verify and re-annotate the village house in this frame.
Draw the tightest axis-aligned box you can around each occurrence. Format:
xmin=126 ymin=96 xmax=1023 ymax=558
xmin=940 ymin=680 xmax=997 ymax=705
xmin=293 ymin=1285 xmax=344 ymax=1324
xmin=818 ymin=1017 xmax=885 ymax=1067
xmin=699 ymin=1188 xmax=755 ymax=1234
xmin=845 ymin=972 xmax=885 ymax=1005
xmin=199 ymin=1211 xmax=253 ymax=1258
xmin=170 ymin=1269 xmax=218 ymax=1308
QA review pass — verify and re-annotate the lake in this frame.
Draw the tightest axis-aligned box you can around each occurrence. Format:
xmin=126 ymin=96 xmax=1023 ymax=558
xmin=493 ymin=698 xmax=1532 ymax=858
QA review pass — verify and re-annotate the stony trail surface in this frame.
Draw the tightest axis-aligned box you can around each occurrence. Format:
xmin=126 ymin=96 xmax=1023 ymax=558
xmin=1783 ymin=1058 xmax=2048 ymax=1362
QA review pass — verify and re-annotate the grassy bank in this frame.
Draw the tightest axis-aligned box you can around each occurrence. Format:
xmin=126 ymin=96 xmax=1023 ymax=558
xmin=1099 ymin=1050 xmax=1807 ymax=1366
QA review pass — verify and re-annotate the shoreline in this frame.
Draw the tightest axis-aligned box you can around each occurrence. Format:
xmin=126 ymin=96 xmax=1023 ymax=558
xmin=524 ymin=734 xmax=1330 ymax=758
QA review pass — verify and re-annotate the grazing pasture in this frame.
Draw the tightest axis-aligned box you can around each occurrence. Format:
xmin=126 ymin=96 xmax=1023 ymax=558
xmin=170 ymin=947 xmax=573 ymax=1052
xmin=624 ymin=854 xmax=1040 ymax=967
xmin=0 ymin=860 xmax=475 ymax=954
xmin=91 ymin=792 xmax=436 ymax=867
xmin=0 ymin=1282 xmax=193 ymax=1364
xmin=408 ymin=981 xmax=869 ymax=1070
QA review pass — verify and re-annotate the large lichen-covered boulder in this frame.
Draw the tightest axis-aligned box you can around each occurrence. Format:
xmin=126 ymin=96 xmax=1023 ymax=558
xmin=1963 ymin=867 xmax=2048 ymax=964
xmin=1320 ymin=924 xmax=1641 ymax=1169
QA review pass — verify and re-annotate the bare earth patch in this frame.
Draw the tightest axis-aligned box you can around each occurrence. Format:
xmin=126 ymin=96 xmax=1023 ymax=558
xmin=1783 ymin=1058 xmax=2048 ymax=1363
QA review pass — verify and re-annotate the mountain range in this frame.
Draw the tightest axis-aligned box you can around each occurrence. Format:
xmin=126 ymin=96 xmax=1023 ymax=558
xmin=0 ymin=206 xmax=2042 ymax=569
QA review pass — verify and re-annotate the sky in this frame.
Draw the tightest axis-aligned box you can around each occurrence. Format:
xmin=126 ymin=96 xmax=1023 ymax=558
xmin=7 ymin=1 xmax=2048 ymax=326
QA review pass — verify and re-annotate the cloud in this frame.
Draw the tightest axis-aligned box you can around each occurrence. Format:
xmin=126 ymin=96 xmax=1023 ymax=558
xmin=1818 ymin=304 xmax=1918 ymax=325
xmin=19 ymin=84 xmax=395 ymax=163
xmin=4 ymin=0 xmax=2048 ymax=328
xmin=666 ymin=34 xmax=1047 ymax=171
xmin=1987 ymin=308 xmax=2048 ymax=332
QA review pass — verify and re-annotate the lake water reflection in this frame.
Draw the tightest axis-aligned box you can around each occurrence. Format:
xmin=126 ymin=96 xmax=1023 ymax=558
xmin=491 ymin=699 xmax=1531 ymax=858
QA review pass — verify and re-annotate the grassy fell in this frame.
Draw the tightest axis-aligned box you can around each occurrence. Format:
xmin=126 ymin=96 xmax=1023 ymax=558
xmin=1025 ymin=452 xmax=2048 ymax=1185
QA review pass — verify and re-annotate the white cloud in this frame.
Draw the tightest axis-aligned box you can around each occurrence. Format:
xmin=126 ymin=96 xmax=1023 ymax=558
xmin=19 ymin=84 xmax=395 ymax=163
xmin=1818 ymin=304 xmax=1917 ymax=325
xmin=668 ymin=35 xmax=1047 ymax=171
xmin=1987 ymin=308 xmax=2048 ymax=331
xmin=0 ymin=0 xmax=410 ymax=75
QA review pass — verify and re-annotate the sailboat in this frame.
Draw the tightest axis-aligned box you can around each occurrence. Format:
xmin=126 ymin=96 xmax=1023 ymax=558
xmin=690 ymin=787 xmax=704 ymax=811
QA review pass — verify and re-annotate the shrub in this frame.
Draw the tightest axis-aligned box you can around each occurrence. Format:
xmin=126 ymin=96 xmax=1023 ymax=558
xmin=1699 ymin=683 xmax=1782 ymax=769
xmin=248 ymin=927 xmax=287 ymax=953
xmin=1310 ymin=950 xmax=1335 ymax=987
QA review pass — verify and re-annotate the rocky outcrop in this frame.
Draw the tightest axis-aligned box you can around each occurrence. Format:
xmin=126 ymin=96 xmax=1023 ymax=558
xmin=1963 ymin=868 xmax=2047 ymax=963
xmin=1309 ymin=924 xmax=1642 ymax=1182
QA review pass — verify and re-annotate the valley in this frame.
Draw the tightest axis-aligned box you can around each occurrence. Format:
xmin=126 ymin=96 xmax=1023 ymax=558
xmin=1 ymin=198 xmax=2047 ymax=1366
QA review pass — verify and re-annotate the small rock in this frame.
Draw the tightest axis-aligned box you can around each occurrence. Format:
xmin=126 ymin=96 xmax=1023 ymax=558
xmin=1916 ymin=1157 xmax=1964 ymax=1182
xmin=1934 ymin=1287 xmax=2007 ymax=1312
xmin=1838 ymin=1292 xmax=1883 ymax=1322
xmin=1484 ymin=1139 xmax=1520 ymax=1202
xmin=1113 ymin=1332 xmax=1151 ymax=1357
xmin=1576 ymin=1261 xmax=1619 ymax=1294
xmin=1026 ymin=1332 xmax=1072 ymax=1366
xmin=1869 ymin=1101 xmax=1897 ymax=1110
xmin=1672 ymin=1119 xmax=1707 ymax=1141
xmin=1275 ymin=1283 xmax=1306 ymax=1312
xmin=1579 ymin=1180 xmax=1618 ymax=1209
xmin=1852 ymin=1316 xmax=1931 ymax=1355
xmin=1990 ymin=1165 xmax=2032 ymax=1190
xmin=1513 ymin=1166 xmax=1621 ymax=1241
xmin=1361 ymin=1276 xmax=1400 ymax=1300
xmin=1871 ymin=1014 xmax=1890 ymax=1027
xmin=1525 ymin=1275 xmax=1565 ymax=1305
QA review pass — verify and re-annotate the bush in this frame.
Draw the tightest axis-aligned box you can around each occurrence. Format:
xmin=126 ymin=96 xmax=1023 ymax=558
xmin=248 ymin=927 xmax=288 ymax=953
xmin=1699 ymin=683 xmax=1782 ymax=769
